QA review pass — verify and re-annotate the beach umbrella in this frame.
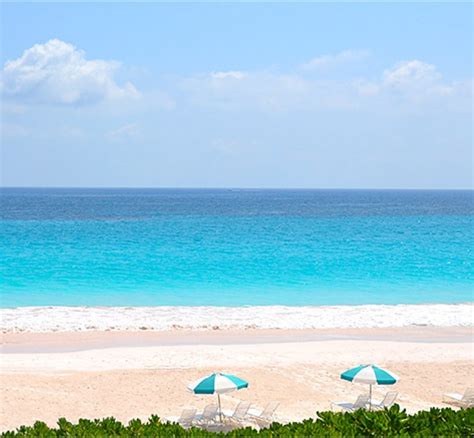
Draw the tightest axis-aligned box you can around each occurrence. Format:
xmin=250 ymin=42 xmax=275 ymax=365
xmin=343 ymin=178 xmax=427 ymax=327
xmin=340 ymin=364 xmax=399 ymax=409
xmin=188 ymin=372 xmax=249 ymax=422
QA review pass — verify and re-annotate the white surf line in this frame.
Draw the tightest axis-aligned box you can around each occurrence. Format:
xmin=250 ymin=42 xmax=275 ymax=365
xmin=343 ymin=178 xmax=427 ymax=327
xmin=1 ymin=303 xmax=472 ymax=333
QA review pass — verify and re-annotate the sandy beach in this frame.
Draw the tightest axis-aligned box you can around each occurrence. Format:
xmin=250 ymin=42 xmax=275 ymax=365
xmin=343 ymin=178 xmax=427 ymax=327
xmin=1 ymin=326 xmax=472 ymax=432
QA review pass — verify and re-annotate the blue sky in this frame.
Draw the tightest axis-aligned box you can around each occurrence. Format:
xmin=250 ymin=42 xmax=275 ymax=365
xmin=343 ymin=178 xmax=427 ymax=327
xmin=1 ymin=2 xmax=472 ymax=188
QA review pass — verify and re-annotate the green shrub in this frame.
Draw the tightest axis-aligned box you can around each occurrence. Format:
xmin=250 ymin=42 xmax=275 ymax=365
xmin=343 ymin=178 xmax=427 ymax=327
xmin=2 ymin=406 xmax=472 ymax=437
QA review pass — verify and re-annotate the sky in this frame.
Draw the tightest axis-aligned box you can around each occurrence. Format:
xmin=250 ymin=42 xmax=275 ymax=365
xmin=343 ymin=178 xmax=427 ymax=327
xmin=1 ymin=2 xmax=472 ymax=189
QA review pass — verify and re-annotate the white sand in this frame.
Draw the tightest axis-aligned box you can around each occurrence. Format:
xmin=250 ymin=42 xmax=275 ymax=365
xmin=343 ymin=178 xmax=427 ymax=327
xmin=0 ymin=327 xmax=473 ymax=432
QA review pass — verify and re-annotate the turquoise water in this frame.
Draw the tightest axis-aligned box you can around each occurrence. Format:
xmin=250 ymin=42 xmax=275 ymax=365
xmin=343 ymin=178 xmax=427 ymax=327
xmin=1 ymin=188 xmax=472 ymax=307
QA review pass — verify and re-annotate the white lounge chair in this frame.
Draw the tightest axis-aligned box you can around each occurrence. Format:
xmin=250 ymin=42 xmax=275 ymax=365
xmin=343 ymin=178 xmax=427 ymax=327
xmin=194 ymin=404 xmax=218 ymax=425
xmin=223 ymin=401 xmax=251 ymax=424
xmin=331 ymin=394 xmax=370 ymax=412
xmin=248 ymin=401 xmax=280 ymax=427
xmin=443 ymin=388 xmax=474 ymax=408
xmin=369 ymin=391 xmax=398 ymax=410
xmin=174 ymin=407 xmax=197 ymax=428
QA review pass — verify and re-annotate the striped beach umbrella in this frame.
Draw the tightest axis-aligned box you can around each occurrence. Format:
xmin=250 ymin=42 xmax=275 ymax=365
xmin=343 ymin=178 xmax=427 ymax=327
xmin=188 ymin=372 xmax=249 ymax=422
xmin=341 ymin=364 xmax=399 ymax=409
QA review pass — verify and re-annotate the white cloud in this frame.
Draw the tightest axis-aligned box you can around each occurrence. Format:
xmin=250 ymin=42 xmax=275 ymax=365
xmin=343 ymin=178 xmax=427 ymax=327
xmin=383 ymin=60 xmax=441 ymax=87
xmin=211 ymin=71 xmax=247 ymax=80
xmin=1 ymin=39 xmax=139 ymax=105
xmin=181 ymin=57 xmax=471 ymax=113
xmin=105 ymin=122 xmax=141 ymax=142
xmin=183 ymin=71 xmax=313 ymax=112
xmin=301 ymin=49 xmax=370 ymax=70
xmin=379 ymin=60 xmax=471 ymax=102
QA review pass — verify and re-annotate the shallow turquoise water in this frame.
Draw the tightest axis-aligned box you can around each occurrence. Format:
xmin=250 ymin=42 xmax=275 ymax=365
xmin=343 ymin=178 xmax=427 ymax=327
xmin=1 ymin=189 xmax=472 ymax=307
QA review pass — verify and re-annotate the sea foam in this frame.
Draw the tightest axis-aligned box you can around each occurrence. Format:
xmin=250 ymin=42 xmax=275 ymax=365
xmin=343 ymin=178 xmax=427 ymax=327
xmin=1 ymin=303 xmax=472 ymax=333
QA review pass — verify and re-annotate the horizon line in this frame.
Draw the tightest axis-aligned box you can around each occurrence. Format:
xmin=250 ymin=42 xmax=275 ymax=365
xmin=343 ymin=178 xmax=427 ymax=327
xmin=1 ymin=185 xmax=473 ymax=191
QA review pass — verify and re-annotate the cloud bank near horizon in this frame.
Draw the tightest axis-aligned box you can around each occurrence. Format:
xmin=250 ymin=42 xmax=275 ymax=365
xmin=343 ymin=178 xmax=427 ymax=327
xmin=2 ymin=39 xmax=471 ymax=113
xmin=1 ymin=39 xmax=472 ymax=189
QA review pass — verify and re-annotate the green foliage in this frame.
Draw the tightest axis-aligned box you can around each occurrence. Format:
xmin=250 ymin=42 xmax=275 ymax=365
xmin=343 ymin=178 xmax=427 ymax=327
xmin=2 ymin=406 xmax=472 ymax=437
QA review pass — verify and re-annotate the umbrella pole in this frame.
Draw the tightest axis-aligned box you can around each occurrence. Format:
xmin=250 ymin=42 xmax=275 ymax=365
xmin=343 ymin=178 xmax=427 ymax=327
xmin=369 ymin=384 xmax=372 ymax=411
xmin=218 ymin=393 xmax=222 ymax=423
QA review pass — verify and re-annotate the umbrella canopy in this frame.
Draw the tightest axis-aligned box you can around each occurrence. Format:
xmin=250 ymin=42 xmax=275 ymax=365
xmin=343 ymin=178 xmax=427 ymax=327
xmin=188 ymin=372 xmax=248 ymax=422
xmin=188 ymin=372 xmax=248 ymax=394
xmin=341 ymin=364 xmax=399 ymax=385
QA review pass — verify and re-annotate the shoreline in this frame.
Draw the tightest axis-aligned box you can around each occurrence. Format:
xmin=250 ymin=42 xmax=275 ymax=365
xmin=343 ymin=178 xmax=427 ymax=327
xmin=1 ymin=326 xmax=473 ymax=354
xmin=1 ymin=303 xmax=472 ymax=333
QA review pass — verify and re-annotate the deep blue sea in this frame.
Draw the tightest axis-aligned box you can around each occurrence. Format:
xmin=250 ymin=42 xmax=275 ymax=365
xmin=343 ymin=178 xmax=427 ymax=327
xmin=1 ymin=188 xmax=472 ymax=308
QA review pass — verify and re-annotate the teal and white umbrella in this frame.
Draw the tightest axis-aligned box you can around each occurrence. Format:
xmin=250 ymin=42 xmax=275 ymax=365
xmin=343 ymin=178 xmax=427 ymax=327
xmin=188 ymin=372 xmax=249 ymax=422
xmin=341 ymin=364 xmax=399 ymax=409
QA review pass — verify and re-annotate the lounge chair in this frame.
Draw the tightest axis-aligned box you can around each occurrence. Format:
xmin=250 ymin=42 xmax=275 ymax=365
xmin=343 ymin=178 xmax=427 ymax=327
xmin=174 ymin=407 xmax=197 ymax=428
xmin=194 ymin=404 xmax=218 ymax=425
xmin=223 ymin=401 xmax=251 ymax=424
xmin=331 ymin=394 xmax=370 ymax=412
xmin=248 ymin=401 xmax=280 ymax=427
xmin=369 ymin=391 xmax=398 ymax=410
xmin=443 ymin=388 xmax=474 ymax=408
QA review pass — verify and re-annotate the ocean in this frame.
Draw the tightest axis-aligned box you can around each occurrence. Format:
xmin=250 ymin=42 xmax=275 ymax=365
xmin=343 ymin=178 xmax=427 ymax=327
xmin=1 ymin=188 xmax=472 ymax=310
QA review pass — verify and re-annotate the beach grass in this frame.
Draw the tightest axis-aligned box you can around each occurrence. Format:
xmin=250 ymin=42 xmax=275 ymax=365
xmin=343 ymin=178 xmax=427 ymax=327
xmin=2 ymin=406 xmax=472 ymax=437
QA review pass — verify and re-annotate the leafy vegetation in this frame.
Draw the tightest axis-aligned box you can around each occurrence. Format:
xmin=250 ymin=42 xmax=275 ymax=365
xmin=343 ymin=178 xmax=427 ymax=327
xmin=2 ymin=406 xmax=473 ymax=437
